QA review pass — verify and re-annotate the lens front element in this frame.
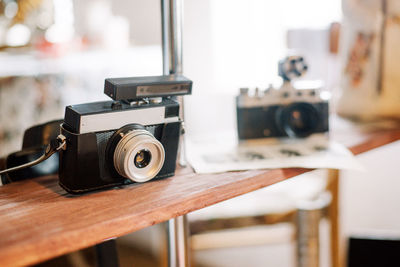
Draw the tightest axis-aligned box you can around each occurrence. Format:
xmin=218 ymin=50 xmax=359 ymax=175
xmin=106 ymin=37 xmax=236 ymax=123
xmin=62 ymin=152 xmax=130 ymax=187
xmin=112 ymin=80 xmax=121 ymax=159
xmin=114 ymin=129 xmax=165 ymax=182
xmin=134 ymin=149 xmax=152 ymax=168
xmin=278 ymin=102 xmax=319 ymax=138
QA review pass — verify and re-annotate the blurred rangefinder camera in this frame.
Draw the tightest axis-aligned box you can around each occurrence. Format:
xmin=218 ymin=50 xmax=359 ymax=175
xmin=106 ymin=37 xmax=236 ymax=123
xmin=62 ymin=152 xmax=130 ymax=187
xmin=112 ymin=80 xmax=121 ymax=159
xmin=59 ymin=75 xmax=192 ymax=194
xmin=236 ymin=56 xmax=329 ymax=139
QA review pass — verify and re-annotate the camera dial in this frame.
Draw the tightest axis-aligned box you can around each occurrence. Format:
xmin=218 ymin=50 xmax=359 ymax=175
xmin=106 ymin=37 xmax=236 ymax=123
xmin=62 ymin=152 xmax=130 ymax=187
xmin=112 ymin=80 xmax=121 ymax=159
xmin=278 ymin=56 xmax=308 ymax=82
xmin=109 ymin=125 xmax=165 ymax=183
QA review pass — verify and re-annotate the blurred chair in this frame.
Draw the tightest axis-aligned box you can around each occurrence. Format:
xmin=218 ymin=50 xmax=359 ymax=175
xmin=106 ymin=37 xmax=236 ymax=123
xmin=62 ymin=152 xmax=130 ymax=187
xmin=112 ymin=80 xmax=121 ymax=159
xmin=188 ymin=169 xmax=340 ymax=267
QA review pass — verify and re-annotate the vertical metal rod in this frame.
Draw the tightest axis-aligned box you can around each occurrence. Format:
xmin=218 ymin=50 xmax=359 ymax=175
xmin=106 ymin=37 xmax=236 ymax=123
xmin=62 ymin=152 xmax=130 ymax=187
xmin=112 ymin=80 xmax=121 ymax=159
xmin=161 ymin=0 xmax=183 ymax=76
xmin=161 ymin=0 xmax=190 ymax=266
xmin=161 ymin=0 xmax=170 ymax=75
xmin=168 ymin=0 xmax=183 ymax=75
xmin=95 ymin=239 xmax=120 ymax=267
xmin=296 ymin=192 xmax=331 ymax=267
xmin=297 ymin=207 xmax=321 ymax=267
xmin=161 ymin=0 xmax=186 ymax=167
xmin=167 ymin=215 xmax=190 ymax=267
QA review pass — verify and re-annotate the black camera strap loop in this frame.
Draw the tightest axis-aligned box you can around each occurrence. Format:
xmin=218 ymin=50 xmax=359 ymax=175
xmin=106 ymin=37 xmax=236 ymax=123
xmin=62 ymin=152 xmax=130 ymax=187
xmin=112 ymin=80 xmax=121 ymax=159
xmin=0 ymin=135 xmax=66 ymax=176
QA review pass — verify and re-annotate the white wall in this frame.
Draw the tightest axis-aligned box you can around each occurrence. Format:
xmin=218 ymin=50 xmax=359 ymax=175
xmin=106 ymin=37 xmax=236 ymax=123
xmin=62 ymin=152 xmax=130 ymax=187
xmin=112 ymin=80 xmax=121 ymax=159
xmin=111 ymin=0 xmax=161 ymax=45
xmin=182 ymin=0 xmax=341 ymax=137
xmin=340 ymin=140 xmax=400 ymax=261
xmin=73 ymin=0 xmax=161 ymax=46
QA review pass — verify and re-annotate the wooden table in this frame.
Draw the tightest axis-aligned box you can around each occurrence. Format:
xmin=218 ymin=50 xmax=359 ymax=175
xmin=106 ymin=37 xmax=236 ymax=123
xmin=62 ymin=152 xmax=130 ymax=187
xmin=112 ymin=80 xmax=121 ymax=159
xmin=0 ymin=118 xmax=399 ymax=267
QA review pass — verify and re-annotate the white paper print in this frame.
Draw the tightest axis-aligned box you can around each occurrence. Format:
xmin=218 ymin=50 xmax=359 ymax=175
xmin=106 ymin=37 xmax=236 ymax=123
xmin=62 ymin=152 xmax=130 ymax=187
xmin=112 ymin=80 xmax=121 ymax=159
xmin=186 ymin=132 xmax=364 ymax=174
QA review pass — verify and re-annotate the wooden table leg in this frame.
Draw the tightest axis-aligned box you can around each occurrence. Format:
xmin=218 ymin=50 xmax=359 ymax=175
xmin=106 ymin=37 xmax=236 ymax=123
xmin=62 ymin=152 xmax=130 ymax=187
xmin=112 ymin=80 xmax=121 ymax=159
xmin=327 ymin=169 xmax=340 ymax=267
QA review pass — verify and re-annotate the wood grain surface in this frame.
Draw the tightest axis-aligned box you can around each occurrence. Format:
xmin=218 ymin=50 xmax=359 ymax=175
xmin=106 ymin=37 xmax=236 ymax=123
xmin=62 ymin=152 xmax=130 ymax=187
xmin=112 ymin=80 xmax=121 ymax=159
xmin=0 ymin=118 xmax=399 ymax=266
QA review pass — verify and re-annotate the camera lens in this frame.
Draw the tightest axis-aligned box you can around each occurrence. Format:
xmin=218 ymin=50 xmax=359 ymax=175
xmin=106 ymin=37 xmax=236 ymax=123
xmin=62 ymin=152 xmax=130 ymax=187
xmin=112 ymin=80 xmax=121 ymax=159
xmin=113 ymin=128 xmax=165 ymax=183
xmin=277 ymin=102 xmax=319 ymax=138
xmin=134 ymin=149 xmax=152 ymax=168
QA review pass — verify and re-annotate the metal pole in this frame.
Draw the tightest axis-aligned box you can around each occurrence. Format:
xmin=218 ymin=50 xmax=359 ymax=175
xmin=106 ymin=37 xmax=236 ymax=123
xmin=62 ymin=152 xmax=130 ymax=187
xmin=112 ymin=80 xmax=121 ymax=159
xmin=161 ymin=0 xmax=170 ymax=75
xmin=95 ymin=239 xmax=119 ymax=267
xmin=168 ymin=0 xmax=183 ymax=75
xmin=296 ymin=192 xmax=331 ymax=267
xmin=167 ymin=215 xmax=190 ymax=267
xmin=161 ymin=0 xmax=183 ymax=75
xmin=161 ymin=0 xmax=190 ymax=266
xmin=297 ymin=207 xmax=321 ymax=267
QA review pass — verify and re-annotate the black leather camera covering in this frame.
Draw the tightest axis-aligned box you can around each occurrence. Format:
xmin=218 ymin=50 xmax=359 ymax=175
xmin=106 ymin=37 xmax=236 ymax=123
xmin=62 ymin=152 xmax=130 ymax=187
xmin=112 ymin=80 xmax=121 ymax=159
xmin=236 ymin=102 xmax=329 ymax=139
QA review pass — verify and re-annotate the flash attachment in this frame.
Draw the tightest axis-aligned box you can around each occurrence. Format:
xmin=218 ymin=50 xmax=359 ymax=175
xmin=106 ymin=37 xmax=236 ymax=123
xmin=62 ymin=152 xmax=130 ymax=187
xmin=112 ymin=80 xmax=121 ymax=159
xmin=104 ymin=75 xmax=192 ymax=101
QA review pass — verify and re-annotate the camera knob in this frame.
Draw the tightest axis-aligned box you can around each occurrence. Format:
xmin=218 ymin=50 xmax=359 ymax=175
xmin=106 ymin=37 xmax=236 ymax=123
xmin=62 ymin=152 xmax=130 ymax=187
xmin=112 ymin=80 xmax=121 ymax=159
xmin=278 ymin=56 xmax=308 ymax=82
xmin=240 ymin=88 xmax=249 ymax=95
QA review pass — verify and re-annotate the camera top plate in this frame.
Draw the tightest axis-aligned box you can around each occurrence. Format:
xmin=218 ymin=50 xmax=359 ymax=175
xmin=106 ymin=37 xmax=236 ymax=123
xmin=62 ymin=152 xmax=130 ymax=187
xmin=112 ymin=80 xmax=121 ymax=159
xmin=104 ymin=75 xmax=192 ymax=101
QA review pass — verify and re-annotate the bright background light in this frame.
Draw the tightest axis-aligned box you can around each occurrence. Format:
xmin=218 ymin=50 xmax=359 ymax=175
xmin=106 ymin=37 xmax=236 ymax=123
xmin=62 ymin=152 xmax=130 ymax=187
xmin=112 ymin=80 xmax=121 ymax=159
xmin=183 ymin=0 xmax=342 ymax=136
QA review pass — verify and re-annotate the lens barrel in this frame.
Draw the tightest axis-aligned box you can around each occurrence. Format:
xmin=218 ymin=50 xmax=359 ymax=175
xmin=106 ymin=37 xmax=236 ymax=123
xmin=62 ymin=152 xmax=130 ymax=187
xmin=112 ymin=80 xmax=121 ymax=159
xmin=277 ymin=102 xmax=319 ymax=138
xmin=112 ymin=126 xmax=165 ymax=183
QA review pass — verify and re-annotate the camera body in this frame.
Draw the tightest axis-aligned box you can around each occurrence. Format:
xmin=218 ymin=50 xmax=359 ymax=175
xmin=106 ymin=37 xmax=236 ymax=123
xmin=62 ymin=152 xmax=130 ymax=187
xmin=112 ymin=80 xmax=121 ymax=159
xmin=59 ymin=75 xmax=192 ymax=194
xmin=236 ymin=56 xmax=329 ymax=140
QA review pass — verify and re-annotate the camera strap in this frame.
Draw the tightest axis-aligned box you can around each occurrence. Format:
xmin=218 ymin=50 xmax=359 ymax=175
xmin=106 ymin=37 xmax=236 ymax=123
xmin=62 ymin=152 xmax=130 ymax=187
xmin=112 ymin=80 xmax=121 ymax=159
xmin=0 ymin=135 xmax=66 ymax=176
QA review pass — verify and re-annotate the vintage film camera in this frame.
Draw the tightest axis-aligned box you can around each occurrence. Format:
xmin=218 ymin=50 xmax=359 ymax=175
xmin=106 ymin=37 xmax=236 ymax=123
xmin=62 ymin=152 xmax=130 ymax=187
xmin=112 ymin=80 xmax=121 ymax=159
xmin=59 ymin=75 xmax=192 ymax=193
xmin=236 ymin=56 xmax=329 ymax=140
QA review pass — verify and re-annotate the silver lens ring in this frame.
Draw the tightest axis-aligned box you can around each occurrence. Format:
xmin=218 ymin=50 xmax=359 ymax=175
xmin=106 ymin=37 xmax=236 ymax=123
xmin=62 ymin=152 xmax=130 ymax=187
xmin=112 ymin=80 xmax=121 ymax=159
xmin=113 ymin=129 xmax=165 ymax=183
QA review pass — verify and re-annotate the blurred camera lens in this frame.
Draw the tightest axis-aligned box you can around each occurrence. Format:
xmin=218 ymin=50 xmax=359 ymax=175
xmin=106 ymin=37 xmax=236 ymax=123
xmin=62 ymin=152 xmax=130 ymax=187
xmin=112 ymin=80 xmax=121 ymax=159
xmin=277 ymin=102 xmax=319 ymax=138
xmin=113 ymin=129 xmax=165 ymax=183
xmin=134 ymin=149 xmax=152 ymax=168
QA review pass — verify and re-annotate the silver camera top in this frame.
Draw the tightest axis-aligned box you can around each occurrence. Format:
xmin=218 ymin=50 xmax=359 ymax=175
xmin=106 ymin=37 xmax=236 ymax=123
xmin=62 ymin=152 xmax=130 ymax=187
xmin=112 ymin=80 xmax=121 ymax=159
xmin=237 ymin=80 xmax=326 ymax=108
xmin=64 ymin=75 xmax=193 ymax=134
xmin=237 ymin=56 xmax=329 ymax=108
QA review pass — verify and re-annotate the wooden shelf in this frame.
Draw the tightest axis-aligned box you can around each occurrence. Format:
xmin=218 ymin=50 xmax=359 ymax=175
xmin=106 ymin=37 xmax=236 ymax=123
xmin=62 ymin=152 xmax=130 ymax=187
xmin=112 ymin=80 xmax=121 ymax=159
xmin=0 ymin=117 xmax=399 ymax=266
